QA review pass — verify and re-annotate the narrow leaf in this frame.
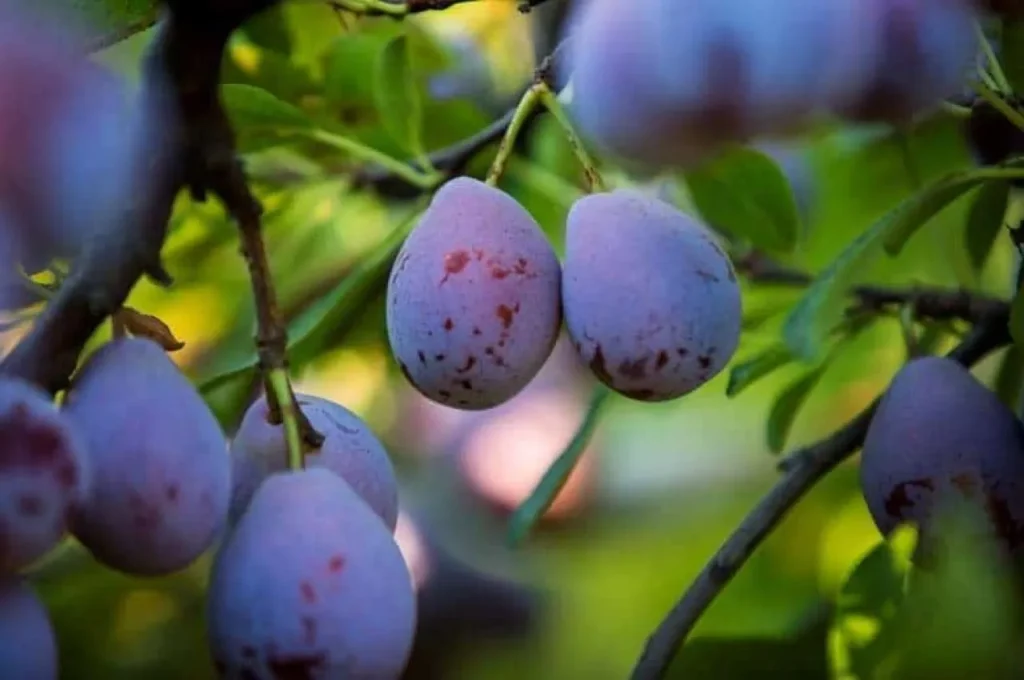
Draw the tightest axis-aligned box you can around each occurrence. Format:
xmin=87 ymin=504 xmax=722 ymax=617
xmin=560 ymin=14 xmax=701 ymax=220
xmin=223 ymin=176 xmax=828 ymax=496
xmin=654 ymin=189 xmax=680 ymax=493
xmin=766 ymin=368 xmax=825 ymax=454
xmin=684 ymin=146 xmax=802 ymax=253
xmin=374 ymin=34 xmax=426 ymax=161
xmin=507 ymin=388 xmax=611 ymax=547
xmin=965 ymin=180 xmax=1010 ymax=272
xmin=726 ymin=344 xmax=794 ymax=398
xmin=220 ymin=84 xmax=313 ymax=132
xmin=883 ymin=170 xmax=1024 ymax=255
xmin=198 ymin=205 xmax=423 ymax=394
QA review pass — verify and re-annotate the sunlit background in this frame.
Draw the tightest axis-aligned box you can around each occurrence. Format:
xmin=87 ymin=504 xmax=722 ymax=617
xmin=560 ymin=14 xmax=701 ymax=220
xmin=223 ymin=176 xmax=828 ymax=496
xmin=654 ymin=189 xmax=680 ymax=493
xmin=4 ymin=0 xmax=1022 ymax=678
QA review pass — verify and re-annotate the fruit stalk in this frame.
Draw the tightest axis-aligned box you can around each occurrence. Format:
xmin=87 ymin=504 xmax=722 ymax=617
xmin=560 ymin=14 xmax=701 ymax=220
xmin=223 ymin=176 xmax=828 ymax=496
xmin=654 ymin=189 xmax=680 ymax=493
xmin=537 ymin=85 xmax=606 ymax=192
xmin=486 ymin=84 xmax=546 ymax=187
xmin=629 ymin=313 xmax=1011 ymax=680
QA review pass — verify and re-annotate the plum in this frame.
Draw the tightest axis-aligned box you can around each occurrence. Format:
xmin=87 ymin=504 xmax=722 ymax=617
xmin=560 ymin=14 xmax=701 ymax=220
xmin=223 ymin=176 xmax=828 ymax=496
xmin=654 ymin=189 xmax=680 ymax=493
xmin=0 ymin=378 xmax=88 ymax=574
xmin=62 ymin=338 xmax=231 ymax=576
xmin=0 ymin=578 xmax=57 ymax=680
xmin=0 ymin=9 xmax=137 ymax=271
xmin=860 ymin=356 xmax=1024 ymax=559
xmin=386 ymin=177 xmax=562 ymax=410
xmin=562 ymin=0 xmax=879 ymax=167
xmin=208 ymin=468 xmax=417 ymax=680
xmin=562 ymin=190 xmax=741 ymax=401
xmin=840 ymin=0 xmax=977 ymax=123
xmin=230 ymin=393 xmax=399 ymax=530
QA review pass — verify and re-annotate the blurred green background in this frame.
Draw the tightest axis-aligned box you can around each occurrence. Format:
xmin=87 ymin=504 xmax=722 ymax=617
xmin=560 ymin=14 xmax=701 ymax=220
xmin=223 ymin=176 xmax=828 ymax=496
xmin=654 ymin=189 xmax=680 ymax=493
xmin=6 ymin=1 xmax=1023 ymax=678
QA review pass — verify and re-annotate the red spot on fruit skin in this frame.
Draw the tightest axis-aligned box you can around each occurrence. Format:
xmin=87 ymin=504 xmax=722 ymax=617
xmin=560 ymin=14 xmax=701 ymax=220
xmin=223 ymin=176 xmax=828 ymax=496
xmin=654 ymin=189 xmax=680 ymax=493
xmin=327 ymin=555 xmax=345 ymax=573
xmin=456 ymin=356 xmax=477 ymax=374
xmin=444 ymin=318 xmax=454 ymax=331
xmin=266 ymin=651 xmax=328 ymax=680
xmin=442 ymin=250 xmax=470 ymax=284
xmin=300 ymin=581 xmax=316 ymax=604
xmin=697 ymin=356 xmax=712 ymax=369
xmin=884 ymin=478 xmax=935 ymax=518
xmin=417 ymin=351 xmax=426 ymax=365
xmin=435 ymin=354 xmax=446 ymax=362
xmin=165 ymin=483 xmax=180 ymax=504
xmin=589 ymin=345 xmax=614 ymax=386
xmin=618 ymin=357 xmax=649 ymax=380
xmin=17 ymin=495 xmax=44 ymax=517
xmin=656 ymin=351 xmax=669 ymax=371
xmin=496 ymin=304 xmax=515 ymax=329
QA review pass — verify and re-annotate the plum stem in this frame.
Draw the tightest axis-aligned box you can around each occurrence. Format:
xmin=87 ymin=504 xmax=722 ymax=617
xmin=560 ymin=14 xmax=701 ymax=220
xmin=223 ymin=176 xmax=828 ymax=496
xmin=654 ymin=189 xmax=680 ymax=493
xmin=975 ymin=20 xmax=1012 ymax=94
xmin=629 ymin=315 xmax=1012 ymax=680
xmin=485 ymin=84 xmax=545 ymax=188
xmin=976 ymin=82 xmax=1024 ymax=134
xmin=268 ymin=368 xmax=304 ymax=471
xmin=536 ymin=85 xmax=606 ymax=193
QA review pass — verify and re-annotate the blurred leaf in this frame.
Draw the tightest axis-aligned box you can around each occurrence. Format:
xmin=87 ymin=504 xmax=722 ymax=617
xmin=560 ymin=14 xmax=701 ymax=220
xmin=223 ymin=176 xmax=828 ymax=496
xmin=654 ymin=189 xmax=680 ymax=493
xmin=24 ymin=0 xmax=158 ymax=49
xmin=241 ymin=3 xmax=292 ymax=53
xmin=222 ymin=36 xmax=320 ymax=104
xmin=221 ymin=84 xmax=314 ymax=132
xmin=198 ymin=203 xmax=425 ymax=394
xmin=766 ymin=367 xmax=826 ymax=453
xmin=1011 ymin=285 xmax=1024 ymax=351
xmin=374 ymin=34 xmax=427 ymax=163
xmin=726 ymin=344 xmax=795 ymax=398
xmin=324 ymin=28 xmax=402 ymax=109
xmin=684 ymin=146 xmax=802 ymax=253
xmin=964 ymin=180 xmax=1010 ymax=272
xmin=507 ymin=388 xmax=611 ymax=547
xmin=1004 ymin=18 xmax=1024 ymax=94
xmin=883 ymin=170 xmax=1024 ymax=255
xmin=994 ymin=346 xmax=1024 ymax=411
xmin=664 ymin=635 xmax=829 ymax=679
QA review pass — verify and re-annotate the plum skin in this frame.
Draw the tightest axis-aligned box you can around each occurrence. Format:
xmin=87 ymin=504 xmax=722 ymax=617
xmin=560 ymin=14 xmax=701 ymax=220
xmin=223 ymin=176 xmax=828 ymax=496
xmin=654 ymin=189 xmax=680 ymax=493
xmin=0 ymin=578 xmax=57 ymax=680
xmin=0 ymin=377 xmax=89 ymax=575
xmin=62 ymin=338 xmax=231 ymax=576
xmin=208 ymin=468 xmax=417 ymax=680
xmin=562 ymin=190 xmax=742 ymax=402
xmin=230 ymin=393 xmax=399 ymax=531
xmin=860 ymin=356 xmax=1024 ymax=558
xmin=386 ymin=177 xmax=562 ymax=411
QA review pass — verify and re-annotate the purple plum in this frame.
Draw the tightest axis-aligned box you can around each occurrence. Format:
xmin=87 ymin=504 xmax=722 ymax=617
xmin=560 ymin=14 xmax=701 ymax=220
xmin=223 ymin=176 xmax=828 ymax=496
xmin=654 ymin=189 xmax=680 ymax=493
xmin=386 ymin=177 xmax=562 ymax=410
xmin=0 ymin=378 xmax=88 ymax=574
xmin=0 ymin=578 xmax=57 ymax=680
xmin=230 ymin=393 xmax=399 ymax=530
xmin=562 ymin=190 xmax=742 ymax=401
xmin=861 ymin=356 xmax=1024 ymax=559
xmin=62 ymin=338 xmax=231 ymax=576
xmin=208 ymin=468 xmax=417 ymax=679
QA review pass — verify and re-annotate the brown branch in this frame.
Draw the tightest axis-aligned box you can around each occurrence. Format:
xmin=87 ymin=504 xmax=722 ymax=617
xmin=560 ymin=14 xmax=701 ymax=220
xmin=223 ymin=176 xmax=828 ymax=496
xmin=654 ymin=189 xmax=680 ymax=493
xmin=0 ymin=1 xmax=280 ymax=394
xmin=734 ymin=250 xmax=1010 ymax=325
xmin=629 ymin=313 xmax=1011 ymax=680
xmin=353 ymin=40 xmax=570 ymax=196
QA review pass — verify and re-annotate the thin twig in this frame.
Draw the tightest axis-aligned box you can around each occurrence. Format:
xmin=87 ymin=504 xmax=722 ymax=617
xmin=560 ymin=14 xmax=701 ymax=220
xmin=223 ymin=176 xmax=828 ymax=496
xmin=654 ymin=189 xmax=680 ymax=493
xmin=629 ymin=315 xmax=1011 ymax=680
xmin=734 ymin=251 xmax=1009 ymax=325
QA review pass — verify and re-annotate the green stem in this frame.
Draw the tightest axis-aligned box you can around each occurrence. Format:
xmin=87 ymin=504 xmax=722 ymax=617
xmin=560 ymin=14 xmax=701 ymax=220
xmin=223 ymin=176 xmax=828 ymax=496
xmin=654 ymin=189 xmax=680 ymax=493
xmin=975 ymin=20 xmax=1012 ymax=94
xmin=975 ymin=82 xmax=1024 ymax=133
xmin=305 ymin=129 xmax=440 ymax=189
xmin=537 ymin=85 xmax=606 ymax=193
xmin=486 ymin=84 xmax=545 ymax=187
xmin=268 ymin=368 xmax=304 ymax=472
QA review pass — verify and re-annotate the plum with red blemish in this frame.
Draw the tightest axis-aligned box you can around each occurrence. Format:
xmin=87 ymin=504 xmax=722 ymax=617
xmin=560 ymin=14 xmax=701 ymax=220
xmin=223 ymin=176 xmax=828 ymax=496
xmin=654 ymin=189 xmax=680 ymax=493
xmin=0 ymin=578 xmax=57 ymax=679
xmin=860 ymin=356 xmax=1024 ymax=560
xmin=62 ymin=338 xmax=230 ymax=576
xmin=229 ymin=393 xmax=398 ymax=530
xmin=0 ymin=378 xmax=88 ymax=574
xmin=562 ymin=190 xmax=741 ymax=402
xmin=386 ymin=177 xmax=562 ymax=410
xmin=838 ymin=0 xmax=977 ymax=124
xmin=208 ymin=468 xmax=416 ymax=679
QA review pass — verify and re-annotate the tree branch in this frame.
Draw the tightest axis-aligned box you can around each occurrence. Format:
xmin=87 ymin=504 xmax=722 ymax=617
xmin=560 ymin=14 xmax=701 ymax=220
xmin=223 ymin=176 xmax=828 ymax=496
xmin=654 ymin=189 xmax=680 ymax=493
xmin=629 ymin=312 xmax=1012 ymax=680
xmin=0 ymin=2 xmax=279 ymax=393
xmin=353 ymin=40 xmax=570 ymax=197
xmin=735 ymin=250 xmax=1010 ymax=325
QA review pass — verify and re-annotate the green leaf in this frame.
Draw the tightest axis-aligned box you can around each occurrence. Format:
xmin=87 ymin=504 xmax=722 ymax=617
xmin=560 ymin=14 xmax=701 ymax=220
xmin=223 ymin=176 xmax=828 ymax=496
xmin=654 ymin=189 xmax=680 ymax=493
xmin=221 ymin=84 xmax=314 ymax=132
xmin=766 ymin=368 xmax=825 ymax=454
xmin=684 ymin=146 xmax=802 ymax=253
xmin=1010 ymin=285 xmax=1024 ymax=351
xmin=726 ymin=344 xmax=795 ymax=398
xmin=198 ymin=204 xmax=424 ymax=394
xmin=374 ymin=34 xmax=426 ymax=162
xmin=994 ymin=346 xmax=1024 ymax=411
xmin=964 ymin=180 xmax=1010 ymax=272
xmin=1003 ymin=18 xmax=1024 ymax=94
xmin=507 ymin=388 xmax=611 ymax=547
xmin=883 ymin=169 xmax=1024 ymax=255
xmin=784 ymin=168 xmax=1024 ymax=361
xmin=222 ymin=37 xmax=320 ymax=105
xmin=23 ymin=0 xmax=158 ymax=50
